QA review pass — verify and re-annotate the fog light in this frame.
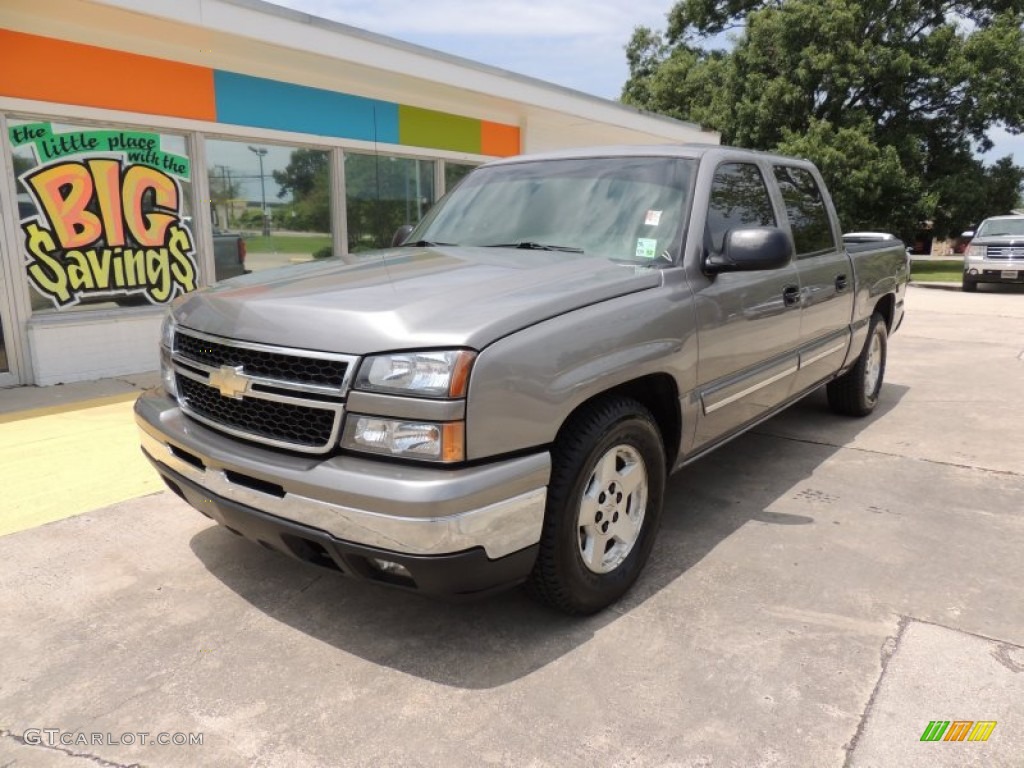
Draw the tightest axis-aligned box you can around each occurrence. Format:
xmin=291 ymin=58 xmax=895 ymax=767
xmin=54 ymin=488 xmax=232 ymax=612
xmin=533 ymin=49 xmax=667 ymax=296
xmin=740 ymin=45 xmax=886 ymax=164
xmin=342 ymin=416 xmax=465 ymax=462
xmin=969 ymin=268 xmax=979 ymax=275
xmin=370 ymin=558 xmax=412 ymax=579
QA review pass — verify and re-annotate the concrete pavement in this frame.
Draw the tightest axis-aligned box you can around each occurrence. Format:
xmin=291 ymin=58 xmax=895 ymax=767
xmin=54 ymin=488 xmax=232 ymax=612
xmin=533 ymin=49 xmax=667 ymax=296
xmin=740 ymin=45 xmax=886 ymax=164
xmin=0 ymin=284 xmax=1022 ymax=767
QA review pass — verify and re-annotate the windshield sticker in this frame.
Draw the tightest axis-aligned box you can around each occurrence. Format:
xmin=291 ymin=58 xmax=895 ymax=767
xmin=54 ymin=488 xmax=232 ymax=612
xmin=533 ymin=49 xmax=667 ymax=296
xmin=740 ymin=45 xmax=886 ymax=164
xmin=636 ymin=238 xmax=658 ymax=259
xmin=645 ymin=210 xmax=662 ymax=226
xmin=9 ymin=122 xmax=197 ymax=308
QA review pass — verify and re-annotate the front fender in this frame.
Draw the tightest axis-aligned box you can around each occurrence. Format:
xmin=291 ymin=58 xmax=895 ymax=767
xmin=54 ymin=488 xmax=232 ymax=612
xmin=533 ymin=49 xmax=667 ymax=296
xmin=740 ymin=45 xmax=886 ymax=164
xmin=464 ymin=274 xmax=697 ymax=461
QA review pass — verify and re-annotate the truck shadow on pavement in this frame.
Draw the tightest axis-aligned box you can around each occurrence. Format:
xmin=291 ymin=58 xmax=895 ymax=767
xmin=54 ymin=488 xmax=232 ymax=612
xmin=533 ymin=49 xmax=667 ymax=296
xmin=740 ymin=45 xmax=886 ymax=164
xmin=190 ymin=383 xmax=908 ymax=689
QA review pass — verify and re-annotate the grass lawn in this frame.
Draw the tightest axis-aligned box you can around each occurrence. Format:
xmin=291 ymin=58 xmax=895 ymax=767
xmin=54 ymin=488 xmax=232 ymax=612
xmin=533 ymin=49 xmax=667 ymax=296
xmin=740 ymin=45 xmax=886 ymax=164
xmin=244 ymin=234 xmax=332 ymax=255
xmin=911 ymin=259 xmax=963 ymax=283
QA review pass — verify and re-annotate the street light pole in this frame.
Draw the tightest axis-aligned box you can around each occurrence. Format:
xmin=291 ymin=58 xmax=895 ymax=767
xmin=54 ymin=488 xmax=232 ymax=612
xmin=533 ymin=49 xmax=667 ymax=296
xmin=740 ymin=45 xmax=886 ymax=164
xmin=248 ymin=145 xmax=270 ymax=237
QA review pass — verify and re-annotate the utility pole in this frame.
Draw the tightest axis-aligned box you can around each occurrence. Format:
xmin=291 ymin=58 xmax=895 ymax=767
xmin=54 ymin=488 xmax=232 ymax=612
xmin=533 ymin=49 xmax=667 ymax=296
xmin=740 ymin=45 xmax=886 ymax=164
xmin=248 ymin=146 xmax=270 ymax=237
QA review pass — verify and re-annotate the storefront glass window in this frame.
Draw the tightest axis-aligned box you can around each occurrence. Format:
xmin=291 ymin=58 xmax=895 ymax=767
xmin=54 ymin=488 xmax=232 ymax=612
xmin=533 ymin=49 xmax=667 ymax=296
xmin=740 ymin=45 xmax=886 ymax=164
xmin=8 ymin=119 xmax=196 ymax=314
xmin=205 ymin=139 xmax=333 ymax=274
xmin=444 ymin=161 xmax=477 ymax=193
xmin=0 ymin=317 xmax=8 ymax=373
xmin=345 ymin=153 xmax=436 ymax=252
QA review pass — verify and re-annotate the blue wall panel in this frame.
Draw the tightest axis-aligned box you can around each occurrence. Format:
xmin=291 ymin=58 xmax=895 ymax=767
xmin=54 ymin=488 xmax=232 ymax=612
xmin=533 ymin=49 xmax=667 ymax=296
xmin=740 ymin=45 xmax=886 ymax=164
xmin=213 ymin=70 xmax=399 ymax=144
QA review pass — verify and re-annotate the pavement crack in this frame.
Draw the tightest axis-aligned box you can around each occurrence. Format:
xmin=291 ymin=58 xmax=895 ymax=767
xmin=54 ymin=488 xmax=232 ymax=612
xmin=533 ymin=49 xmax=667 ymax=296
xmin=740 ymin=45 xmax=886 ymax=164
xmin=753 ymin=430 xmax=1023 ymax=478
xmin=842 ymin=615 xmax=910 ymax=767
xmin=992 ymin=644 xmax=1024 ymax=674
xmin=0 ymin=729 xmax=144 ymax=768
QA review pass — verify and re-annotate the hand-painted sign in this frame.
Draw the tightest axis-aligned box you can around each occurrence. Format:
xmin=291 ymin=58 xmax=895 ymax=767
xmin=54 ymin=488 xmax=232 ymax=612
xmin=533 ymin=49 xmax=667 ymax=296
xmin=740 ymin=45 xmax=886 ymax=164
xmin=9 ymin=123 xmax=197 ymax=308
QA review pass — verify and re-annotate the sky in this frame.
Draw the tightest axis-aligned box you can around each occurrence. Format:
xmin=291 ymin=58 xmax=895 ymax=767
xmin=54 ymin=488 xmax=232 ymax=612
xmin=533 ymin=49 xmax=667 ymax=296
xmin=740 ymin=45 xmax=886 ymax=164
xmin=267 ymin=0 xmax=1022 ymax=167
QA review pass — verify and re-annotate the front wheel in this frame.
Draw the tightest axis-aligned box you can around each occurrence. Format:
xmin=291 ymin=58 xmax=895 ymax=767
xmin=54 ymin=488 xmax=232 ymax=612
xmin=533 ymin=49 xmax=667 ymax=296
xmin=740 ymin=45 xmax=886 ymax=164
xmin=526 ymin=398 xmax=666 ymax=614
xmin=962 ymin=277 xmax=978 ymax=292
xmin=827 ymin=313 xmax=888 ymax=417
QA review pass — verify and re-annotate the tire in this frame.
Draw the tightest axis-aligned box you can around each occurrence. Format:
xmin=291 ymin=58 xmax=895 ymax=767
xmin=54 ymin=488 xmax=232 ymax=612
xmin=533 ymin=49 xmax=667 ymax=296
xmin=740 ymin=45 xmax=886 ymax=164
xmin=827 ymin=313 xmax=888 ymax=417
xmin=961 ymin=277 xmax=977 ymax=293
xmin=526 ymin=398 xmax=666 ymax=615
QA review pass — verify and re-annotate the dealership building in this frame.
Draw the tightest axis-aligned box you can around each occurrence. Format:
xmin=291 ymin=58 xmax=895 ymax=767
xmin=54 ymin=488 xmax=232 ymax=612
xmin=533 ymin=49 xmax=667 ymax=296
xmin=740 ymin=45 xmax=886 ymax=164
xmin=0 ymin=0 xmax=716 ymax=388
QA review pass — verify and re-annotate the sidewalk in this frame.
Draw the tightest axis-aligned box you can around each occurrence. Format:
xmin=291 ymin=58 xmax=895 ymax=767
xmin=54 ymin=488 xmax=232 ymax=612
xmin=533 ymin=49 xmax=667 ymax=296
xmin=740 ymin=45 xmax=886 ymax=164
xmin=0 ymin=372 xmax=162 ymax=536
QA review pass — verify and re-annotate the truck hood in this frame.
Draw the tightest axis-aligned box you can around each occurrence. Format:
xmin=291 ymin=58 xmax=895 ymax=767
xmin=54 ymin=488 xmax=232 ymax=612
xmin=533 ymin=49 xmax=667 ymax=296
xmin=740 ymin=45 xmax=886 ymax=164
xmin=970 ymin=235 xmax=1024 ymax=248
xmin=173 ymin=246 xmax=663 ymax=354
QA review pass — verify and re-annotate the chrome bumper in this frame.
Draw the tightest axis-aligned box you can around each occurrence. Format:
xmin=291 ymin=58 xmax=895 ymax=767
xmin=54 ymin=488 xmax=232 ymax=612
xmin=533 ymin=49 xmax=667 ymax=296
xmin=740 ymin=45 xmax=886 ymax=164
xmin=136 ymin=391 xmax=549 ymax=559
xmin=964 ymin=258 xmax=1024 ymax=278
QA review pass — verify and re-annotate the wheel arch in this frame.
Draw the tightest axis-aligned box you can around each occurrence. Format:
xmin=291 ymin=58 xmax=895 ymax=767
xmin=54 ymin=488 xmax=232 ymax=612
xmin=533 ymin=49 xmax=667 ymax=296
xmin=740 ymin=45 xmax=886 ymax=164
xmin=552 ymin=373 xmax=682 ymax=471
xmin=873 ymin=293 xmax=896 ymax=330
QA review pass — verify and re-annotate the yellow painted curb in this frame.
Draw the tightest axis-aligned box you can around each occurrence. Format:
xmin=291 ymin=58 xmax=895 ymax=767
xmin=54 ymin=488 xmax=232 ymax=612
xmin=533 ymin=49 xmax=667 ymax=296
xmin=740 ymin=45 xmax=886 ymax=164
xmin=0 ymin=391 xmax=142 ymax=424
xmin=0 ymin=396 xmax=162 ymax=536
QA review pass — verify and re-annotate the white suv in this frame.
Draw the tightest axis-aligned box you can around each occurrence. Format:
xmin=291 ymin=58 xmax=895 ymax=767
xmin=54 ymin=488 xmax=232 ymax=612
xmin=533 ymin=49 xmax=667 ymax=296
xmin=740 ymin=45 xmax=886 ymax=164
xmin=962 ymin=215 xmax=1024 ymax=292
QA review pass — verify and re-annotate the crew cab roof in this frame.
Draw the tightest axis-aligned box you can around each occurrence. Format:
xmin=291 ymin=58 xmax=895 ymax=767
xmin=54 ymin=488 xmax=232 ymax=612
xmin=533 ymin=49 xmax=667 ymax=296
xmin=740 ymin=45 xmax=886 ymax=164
xmin=483 ymin=143 xmax=814 ymax=168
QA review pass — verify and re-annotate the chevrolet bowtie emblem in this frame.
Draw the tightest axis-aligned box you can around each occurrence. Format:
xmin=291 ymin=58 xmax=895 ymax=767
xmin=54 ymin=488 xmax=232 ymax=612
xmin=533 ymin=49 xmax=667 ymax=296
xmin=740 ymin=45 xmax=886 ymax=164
xmin=209 ymin=365 xmax=249 ymax=399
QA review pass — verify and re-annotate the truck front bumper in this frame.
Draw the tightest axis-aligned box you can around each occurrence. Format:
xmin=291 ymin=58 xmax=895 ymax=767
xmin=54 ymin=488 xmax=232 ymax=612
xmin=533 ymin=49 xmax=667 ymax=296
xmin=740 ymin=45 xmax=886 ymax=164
xmin=964 ymin=258 xmax=1024 ymax=284
xmin=135 ymin=391 xmax=549 ymax=597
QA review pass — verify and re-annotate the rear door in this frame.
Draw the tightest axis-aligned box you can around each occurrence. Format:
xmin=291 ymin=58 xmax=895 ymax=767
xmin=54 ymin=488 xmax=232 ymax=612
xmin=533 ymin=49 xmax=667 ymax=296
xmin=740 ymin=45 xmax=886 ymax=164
xmin=691 ymin=160 xmax=803 ymax=450
xmin=771 ymin=164 xmax=855 ymax=394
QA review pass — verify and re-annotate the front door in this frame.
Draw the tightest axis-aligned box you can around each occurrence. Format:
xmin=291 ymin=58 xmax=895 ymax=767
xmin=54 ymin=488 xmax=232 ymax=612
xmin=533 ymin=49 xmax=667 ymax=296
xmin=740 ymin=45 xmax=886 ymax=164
xmin=691 ymin=160 xmax=802 ymax=450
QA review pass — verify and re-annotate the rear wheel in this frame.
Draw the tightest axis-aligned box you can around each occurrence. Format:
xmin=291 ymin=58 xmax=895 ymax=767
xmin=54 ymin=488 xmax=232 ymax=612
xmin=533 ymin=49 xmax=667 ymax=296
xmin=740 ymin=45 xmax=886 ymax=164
xmin=526 ymin=398 xmax=666 ymax=614
xmin=827 ymin=313 xmax=887 ymax=417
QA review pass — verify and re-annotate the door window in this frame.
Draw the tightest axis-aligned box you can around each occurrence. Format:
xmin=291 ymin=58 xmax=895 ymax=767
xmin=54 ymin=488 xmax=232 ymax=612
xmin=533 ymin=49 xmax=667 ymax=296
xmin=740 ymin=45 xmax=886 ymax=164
xmin=705 ymin=163 xmax=776 ymax=254
xmin=772 ymin=166 xmax=835 ymax=257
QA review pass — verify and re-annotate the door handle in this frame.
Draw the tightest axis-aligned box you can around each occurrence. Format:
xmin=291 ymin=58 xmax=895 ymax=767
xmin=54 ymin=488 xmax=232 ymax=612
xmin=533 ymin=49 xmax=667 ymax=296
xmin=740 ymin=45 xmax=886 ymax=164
xmin=783 ymin=285 xmax=801 ymax=307
xmin=835 ymin=274 xmax=848 ymax=291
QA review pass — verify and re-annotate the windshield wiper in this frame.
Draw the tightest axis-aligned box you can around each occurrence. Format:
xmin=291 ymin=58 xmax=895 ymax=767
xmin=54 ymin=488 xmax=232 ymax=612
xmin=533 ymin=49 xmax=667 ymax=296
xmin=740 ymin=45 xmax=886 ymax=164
xmin=401 ymin=240 xmax=456 ymax=247
xmin=481 ymin=241 xmax=584 ymax=253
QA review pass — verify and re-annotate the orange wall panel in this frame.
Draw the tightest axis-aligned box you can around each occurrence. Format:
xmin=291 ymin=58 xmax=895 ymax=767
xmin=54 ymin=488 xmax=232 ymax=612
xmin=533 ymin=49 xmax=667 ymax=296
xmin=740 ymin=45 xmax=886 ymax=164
xmin=481 ymin=121 xmax=521 ymax=157
xmin=0 ymin=30 xmax=216 ymax=121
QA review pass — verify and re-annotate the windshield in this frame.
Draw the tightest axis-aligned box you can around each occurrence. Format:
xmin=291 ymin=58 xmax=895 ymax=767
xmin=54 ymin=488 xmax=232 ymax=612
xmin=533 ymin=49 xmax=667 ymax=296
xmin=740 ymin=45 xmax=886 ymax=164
xmin=408 ymin=157 xmax=696 ymax=262
xmin=975 ymin=219 xmax=1024 ymax=237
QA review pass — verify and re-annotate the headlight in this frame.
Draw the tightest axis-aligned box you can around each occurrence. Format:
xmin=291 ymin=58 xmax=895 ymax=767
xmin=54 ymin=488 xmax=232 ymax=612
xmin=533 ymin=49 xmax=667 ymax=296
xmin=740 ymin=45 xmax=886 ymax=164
xmin=964 ymin=244 xmax=985 ymax=260
xmin=160 ymin=348 xmax=178 ymax=398
xmin=355 ymin=350 xmax=475 ymax=398
xmin=160 ymin=313 xmax=176 ymax=350
xmin=342 ymin=416 xmax=464 ymax=462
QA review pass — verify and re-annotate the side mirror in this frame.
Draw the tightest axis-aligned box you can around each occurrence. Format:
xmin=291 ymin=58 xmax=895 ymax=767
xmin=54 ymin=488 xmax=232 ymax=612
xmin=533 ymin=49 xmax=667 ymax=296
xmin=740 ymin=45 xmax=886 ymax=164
xmin=961 ymin=230 xmax=974 ymax=238
xmin=391 ymin=224 xmax=415 ymax=248
xmin=705 ymin=227 xmax=793 ymax=273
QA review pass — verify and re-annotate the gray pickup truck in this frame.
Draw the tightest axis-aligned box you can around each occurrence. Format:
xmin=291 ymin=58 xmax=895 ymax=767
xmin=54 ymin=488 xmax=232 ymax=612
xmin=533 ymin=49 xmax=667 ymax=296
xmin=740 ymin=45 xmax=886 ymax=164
xmin=136 ymin=145 xmax=908 ymax=614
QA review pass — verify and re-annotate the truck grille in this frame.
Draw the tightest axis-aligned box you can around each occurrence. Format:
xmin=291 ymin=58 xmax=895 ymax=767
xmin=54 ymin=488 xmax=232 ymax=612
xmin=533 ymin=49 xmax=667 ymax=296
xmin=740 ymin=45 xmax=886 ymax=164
xmin=170 ymin=329 xmax=357 ymax=454
xmin=176 ymin=331 xmax=349 ymax=388
xmin=986 ymin=246 xmax=1024 ymax=259
xmin=177 ymin=376 xmax=337 ymax=448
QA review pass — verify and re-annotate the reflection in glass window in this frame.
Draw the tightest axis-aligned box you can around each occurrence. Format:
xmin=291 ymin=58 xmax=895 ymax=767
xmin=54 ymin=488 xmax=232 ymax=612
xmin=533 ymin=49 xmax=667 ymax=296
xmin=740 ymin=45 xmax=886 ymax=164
xmin=705 ymin=163 xmax=776 ymax=254
xmin=205 ymin=140 xmax=333 ymax=275
xmin=444 ymin=161 xmax=477 ymax=193
xmin=9 ymin=119 xmax=195 ymax=314
xmin=773 ymin=166 xmax=835 ymax=256
xmin=345 ymin=154 xmax=436 ymax=252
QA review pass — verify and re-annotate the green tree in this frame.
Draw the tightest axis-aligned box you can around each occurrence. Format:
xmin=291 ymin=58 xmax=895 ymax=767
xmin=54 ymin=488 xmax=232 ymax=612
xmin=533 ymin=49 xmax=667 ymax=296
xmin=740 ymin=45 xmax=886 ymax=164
xmin=623 ymin=0 xmax=1024 ymax=239
xmin=273 ymin=149 xmax=331 ymax=232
